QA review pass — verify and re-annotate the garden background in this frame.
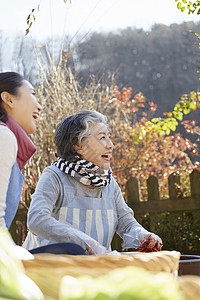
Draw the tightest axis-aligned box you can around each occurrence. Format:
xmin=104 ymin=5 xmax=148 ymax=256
xmin=2 ymin=0 xmax=200 ymax=255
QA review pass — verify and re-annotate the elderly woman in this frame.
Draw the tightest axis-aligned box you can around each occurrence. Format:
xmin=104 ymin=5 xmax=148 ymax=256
xmin=23 ymin=110 xmax=162 ymax=255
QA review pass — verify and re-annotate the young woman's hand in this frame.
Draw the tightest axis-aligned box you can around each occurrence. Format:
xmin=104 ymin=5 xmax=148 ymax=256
xmin=136 ymin=233 xmax=163 ymax=252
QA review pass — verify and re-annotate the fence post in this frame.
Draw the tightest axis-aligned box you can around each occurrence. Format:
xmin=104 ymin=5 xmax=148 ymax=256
xmin=126 ymin=176 xmax=140 ymax=208
xmin=147 ymin=175 xmax=160 ymax=201
xmin=168 ymin=173 xmax=180 ymax=199
xmin=190 ymin=169 xmax=200 ymax=198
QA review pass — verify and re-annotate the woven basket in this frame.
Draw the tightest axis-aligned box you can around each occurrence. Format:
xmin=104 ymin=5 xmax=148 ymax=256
xmin=22 ymin=251 xmax=200 ymax=300
xmin=177 ymin=275 xmax=200 ymax=300
xmin=23 ymin=250 xmax=180 ymax=276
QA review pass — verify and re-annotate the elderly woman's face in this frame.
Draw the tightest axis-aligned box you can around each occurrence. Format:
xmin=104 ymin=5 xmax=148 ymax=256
xmin=77 ymin=122 xmax=114 ymax=170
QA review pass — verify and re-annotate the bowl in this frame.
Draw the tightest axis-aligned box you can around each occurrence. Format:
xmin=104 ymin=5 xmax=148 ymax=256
xmin=179 ymin=255 xmax=200 ymax=276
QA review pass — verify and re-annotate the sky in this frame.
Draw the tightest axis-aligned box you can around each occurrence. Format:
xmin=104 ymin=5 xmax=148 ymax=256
xmin=1 ymin=0 xmax=200 ymax=41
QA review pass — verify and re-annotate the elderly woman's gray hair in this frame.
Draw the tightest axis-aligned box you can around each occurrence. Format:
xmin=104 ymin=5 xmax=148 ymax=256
xmin=53 ymin=110 xmax=108 ymax=161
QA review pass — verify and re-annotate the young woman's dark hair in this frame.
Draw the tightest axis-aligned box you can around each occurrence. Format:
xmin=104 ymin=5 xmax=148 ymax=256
xmin=0 ymin=72 xmax=24 ymax=122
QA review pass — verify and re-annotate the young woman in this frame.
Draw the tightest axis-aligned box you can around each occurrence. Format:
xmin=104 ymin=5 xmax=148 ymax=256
xmin=23 ymin=110 xmax=162 ymax=255
xmin=0 ymin=72 xmax=42 ymax=230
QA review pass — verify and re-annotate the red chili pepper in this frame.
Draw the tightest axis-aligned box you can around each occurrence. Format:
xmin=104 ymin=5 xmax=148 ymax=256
xmin=136 ymin=236 xmax=162 ymax=252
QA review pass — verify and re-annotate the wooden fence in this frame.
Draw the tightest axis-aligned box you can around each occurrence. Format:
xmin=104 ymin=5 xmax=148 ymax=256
xmin=111 ymin=170 xmax=200 ymax=253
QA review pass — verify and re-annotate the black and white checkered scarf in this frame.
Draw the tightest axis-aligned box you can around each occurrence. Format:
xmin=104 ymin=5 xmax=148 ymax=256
xmin=52 ymin=155 xmax=112 ymax=187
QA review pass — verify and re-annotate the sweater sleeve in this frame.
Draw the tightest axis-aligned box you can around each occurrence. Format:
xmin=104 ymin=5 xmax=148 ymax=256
xmin=27 ymin=169 xmax=107 ymax=253
xmin=113 ymin=179 xmax=149 ymax=249
xmin=0 ymin=126 xmax=18 ymax=229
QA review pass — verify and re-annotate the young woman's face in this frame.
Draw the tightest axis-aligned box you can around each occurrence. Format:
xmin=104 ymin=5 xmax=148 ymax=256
xmin=77 ymin=122 xmax=114 ymax=170
xmin=8 ymin=80 xmax=42 ymax=134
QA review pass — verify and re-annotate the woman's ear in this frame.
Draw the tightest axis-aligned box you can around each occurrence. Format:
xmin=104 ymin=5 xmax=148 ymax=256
xmin=74 ymin=144 xmax=84 ymax=156
xmin=1 ymin=92 xmax=15 ymax=109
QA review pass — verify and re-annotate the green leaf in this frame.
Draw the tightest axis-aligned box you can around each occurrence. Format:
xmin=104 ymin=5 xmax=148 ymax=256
xmin=183 ymin=109 xmax=191 ymax=114
xmin=171 ymin=124 xmax=176 ymax=131
xmin=174 ymin=111 xmax=183 ymax=121
xmin=162 ymin=123 xmax=168 ymax=131
xmin=166 ymin=128 xmax=171 ymax=135
xmin=188 ymin=100 xmax=197 ymax=110
xmin=151 ymin=118 xmax=159 ymax=123
xmin=177 ymin=2 xmax=182 ymax=9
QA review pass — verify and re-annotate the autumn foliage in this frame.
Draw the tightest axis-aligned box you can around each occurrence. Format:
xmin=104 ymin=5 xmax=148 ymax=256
xmin=100 ymin=85 xmax=199 ymax=200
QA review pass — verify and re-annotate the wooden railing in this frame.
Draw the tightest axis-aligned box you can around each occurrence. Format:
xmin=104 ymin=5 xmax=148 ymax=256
xmin=112 ymin=170 xmax=200 ymax=252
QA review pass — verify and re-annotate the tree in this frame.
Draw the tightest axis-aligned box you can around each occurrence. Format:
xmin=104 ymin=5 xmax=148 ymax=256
xmin=175 ymin=0 xmax=200 ymax=14
xmin=151 ymin=18 xmax=200 ymax=136
xmin=75 ymin=22 xmax=200 ymax=117
xmin=98 ymin=86 xmax=199 ymax=199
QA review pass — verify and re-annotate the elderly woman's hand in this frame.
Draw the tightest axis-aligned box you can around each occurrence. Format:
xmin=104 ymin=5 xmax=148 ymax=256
xmin=86 ymin=240 xmax=108 ymax=255
xmin=136 ymin=232 xmax=163 ymax=252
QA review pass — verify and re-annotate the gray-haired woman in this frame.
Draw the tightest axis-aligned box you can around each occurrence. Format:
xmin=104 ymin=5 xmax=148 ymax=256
xmin=23 ymin=110 xmax=162 ymax=255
